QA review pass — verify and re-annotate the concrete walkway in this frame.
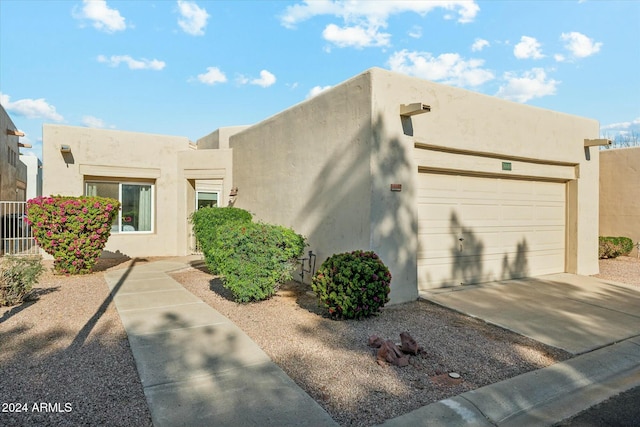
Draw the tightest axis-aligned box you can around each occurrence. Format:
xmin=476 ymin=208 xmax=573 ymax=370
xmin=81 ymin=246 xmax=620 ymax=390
xmin=103 ymin=257 xmax=337 ymax=427
xmin=105 ymin=260 xmax=640 ymax=427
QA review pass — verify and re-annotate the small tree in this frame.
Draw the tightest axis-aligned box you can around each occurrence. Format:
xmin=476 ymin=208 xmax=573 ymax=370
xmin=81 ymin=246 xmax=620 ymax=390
xmin=601 ymin=131 xmax=640 ymax=150
xmin=26 ymin=196 xmax=120 ymax=274
xmin=0 ymin=256 xmax=44 ymax=306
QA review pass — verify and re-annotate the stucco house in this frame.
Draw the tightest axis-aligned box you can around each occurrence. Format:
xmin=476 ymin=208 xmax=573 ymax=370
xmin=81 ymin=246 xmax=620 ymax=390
xmin=1 ymin=104 xmax=28 ymax=201
xmin=42 ymin=68 xmax=601 ymax=304
xmin=600 ymin=146 xmax=640 ymax=256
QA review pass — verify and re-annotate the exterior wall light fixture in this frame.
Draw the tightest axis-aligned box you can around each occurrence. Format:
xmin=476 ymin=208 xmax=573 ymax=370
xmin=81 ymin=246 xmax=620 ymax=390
xmin=60 ymin=145 xmax=72 ymax=153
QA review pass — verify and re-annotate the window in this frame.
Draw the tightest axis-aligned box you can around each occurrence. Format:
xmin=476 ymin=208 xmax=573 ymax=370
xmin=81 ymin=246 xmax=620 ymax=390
xmin=85 ymin=181 xmax=154 ymax=233
xmin=196 ymin=191 xmax=219 ymax=210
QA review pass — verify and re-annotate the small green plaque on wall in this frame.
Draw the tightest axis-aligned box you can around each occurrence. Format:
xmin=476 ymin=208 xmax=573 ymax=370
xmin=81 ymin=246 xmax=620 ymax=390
xmin=502 ymin=162 xmax=512 ymax=171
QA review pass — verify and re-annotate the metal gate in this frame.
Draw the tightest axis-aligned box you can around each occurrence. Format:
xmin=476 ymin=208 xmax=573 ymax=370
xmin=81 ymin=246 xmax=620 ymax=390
xmin=0 ymin=201 xmax=39 ymax=256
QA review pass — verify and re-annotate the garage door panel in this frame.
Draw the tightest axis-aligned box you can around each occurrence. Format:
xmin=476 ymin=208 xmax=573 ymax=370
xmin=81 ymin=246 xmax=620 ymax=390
xmin=418 ymin=173 xmax=566 ymax=290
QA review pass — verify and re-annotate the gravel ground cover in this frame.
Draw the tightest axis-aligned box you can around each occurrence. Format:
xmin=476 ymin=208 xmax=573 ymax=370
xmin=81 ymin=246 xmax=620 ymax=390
xmin=1 ymin=256 xmax=637 ymax=427
xmin=594 ymin=256 xmax=640 ymax=286
xmin=0 ymin=259 xmax=152 ymax=427
xmin=172 ymin=267 xmax=571 ymax=426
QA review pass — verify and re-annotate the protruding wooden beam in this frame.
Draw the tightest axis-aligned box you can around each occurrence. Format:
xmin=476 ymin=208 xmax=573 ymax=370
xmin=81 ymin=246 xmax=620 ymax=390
xmin=6 ymin=129 xmax=25 ymax=137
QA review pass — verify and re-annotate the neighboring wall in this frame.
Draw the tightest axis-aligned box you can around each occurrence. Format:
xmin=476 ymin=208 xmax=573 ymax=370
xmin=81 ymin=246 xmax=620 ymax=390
xmin=43 ymin=124 xmax=192 ymax=257
xmin=231 ymin=72 xmax=375 ymax=282
xmin=197 ymin=126 xmax=250 ymax=149
xmin=0 ymin=104 xmax=27 ymax=201
xmin=600 ymin=147 xmax=640 ymax=256
xmin=20 ymin=155 xmax=43 ymax=200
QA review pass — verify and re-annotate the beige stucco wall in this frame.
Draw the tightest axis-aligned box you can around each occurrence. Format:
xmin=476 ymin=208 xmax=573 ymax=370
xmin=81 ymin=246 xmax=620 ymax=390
xmin=231 ymin=68 xmax=600 ymax=304
xmin=197 ymin=126 xmax=251 ymax=149
xmin=600 ymin=147 xmax=640 ymax=256
xmin=231 ymin=71 xmax=375 ymax=287
xmin=43 ymin=124 xmax=234 ymax=258
xmin=369 ymin=68 xmax=600 ymax=284
xmin=177 ymin=148 xmax=233 ymax=254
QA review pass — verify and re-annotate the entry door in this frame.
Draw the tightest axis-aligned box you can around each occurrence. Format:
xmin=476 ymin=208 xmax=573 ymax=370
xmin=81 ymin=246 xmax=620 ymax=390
xmin=417 ymin=173 xmax=566 ymax=289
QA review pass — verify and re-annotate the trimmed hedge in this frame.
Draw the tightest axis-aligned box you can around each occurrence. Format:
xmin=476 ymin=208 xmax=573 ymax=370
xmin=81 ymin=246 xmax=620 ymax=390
xmin=312 ymin=250 xmax=391 ymax=320
xmin=206 ymin=222 xmax=305 ymax=302
xmin=191 ymin=207 xmax=252 ymax=272
xmin=599 ymin=236 xmax=634 ymax=259
xmin=26 ymin=196 xmax=119 ymax=274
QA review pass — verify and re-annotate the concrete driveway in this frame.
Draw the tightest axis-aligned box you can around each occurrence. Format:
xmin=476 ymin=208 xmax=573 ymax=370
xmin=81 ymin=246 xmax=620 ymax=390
xmin=420 ymin=273 xmax=640 ymax=355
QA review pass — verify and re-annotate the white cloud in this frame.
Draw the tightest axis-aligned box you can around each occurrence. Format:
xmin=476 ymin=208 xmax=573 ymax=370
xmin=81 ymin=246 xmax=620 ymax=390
xmin=306 ymin=85 xmax=332 ymax=98
xmin=72 ymin=0 xmax=126 ymax=33
xmin=177 ymin=1 xmax=209 ymax=36
xmin=496 ymin=68 xmax=559 ymax=103
xmin=82 ymin=115 xmax=105 ymax=128
xmin=601 ymin=117 xmax=640 ymax=132
xmin=471 ymin=38 xmax=489 ymax=52
xmin=408 ymin=25 xmax=422 ymax=39
xmin=281 ymin=1 xmax=479 ymax=48
xmin=514 ymin=36 xmax=544 ymax=59
xmin=560 ymin=32 xmax=602 ymax=59
xmin=235 ymin=74 xmax=250 ymax=85
xmin=388 ymin=49 xmax=494 ymax=87
xmin=322 ymin=23 xmax=390 ymax=48
xmin=97 ymin=55 xmax=166 ymax=70
xmin=0 ymin=92 xmax=64 ymax=122
xmin=554 ymin=53 xmax=566 ymax=62
xmin=196 ymin=67 xmax=227 ymax=85
xmin=251 ymin=70 xmax=277 ymax=88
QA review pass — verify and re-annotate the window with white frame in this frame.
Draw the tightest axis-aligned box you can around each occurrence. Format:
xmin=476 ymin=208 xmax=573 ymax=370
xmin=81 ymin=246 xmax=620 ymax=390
xmin=85 ymin=181 xmax=154 ymax=233
xmin=196 ymin=191 xmax=219 ymax=210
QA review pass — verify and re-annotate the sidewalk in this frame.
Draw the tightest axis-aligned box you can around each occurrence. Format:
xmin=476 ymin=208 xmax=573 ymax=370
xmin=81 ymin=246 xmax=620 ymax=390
xmin=105 ymin=259 xmax=640 ymax=427
xmin=377 ymin=335 xmax=640 ymax=426
xmin=103 ymin=257 xmax=337 ymax=427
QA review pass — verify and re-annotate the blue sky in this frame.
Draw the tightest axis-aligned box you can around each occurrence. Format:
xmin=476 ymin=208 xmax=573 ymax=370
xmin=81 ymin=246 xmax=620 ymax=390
xmin=1 ymin=0 xmax=639 ymax=159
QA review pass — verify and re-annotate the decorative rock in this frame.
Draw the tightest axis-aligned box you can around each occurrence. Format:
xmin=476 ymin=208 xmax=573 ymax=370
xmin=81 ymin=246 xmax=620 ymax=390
xmin=400 ymin=331 xmax=420 ymax=355
xmin=368 ymin=335 xmax=384 ymax=348
xmin=377 ymin=340 xmax=409 ymax=367
xmin=449 ymin=372 xmax=461 ymax=379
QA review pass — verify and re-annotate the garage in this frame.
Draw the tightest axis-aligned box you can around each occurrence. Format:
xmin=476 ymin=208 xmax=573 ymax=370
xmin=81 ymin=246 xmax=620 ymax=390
xmin=417 ymin=172 xmax=566 ymax=289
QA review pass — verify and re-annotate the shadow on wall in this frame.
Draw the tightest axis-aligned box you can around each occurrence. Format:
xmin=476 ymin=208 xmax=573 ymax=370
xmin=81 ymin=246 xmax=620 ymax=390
xmin=293 ymin=114 xmax=417 ymax=302
xmin=449 ymin=212 xmax=485 ymax=286
xmin=502 ymin=239 xmax=529 ymax=280
xmin=442 ymin=212 xmax=529 ymax=287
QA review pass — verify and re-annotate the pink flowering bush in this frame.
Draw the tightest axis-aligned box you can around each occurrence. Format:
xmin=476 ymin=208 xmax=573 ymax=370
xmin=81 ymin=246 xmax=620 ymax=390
xmin=26 ymin=196 xmax=120 ymax=275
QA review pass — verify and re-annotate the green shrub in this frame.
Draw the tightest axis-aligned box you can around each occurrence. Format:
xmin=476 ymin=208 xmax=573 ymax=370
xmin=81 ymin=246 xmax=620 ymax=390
xmin=0 ymin=256 xmax=44 ymax=306
xmin=206 ymin=222 xmax=305 ymax=302
xmin=26 ymin=196 xmax=120 ymax=274
xmin=311 ymin=250 xmax=391 ymax=320
xmin=191 ymin=207 xmax=252 ymax=272
xmin=599 ymin=236 xmax=634 ymax=259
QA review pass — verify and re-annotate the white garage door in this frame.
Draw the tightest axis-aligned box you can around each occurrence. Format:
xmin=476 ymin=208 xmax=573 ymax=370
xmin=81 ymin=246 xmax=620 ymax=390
xmin=417 ymin=173 xmax=566 ymax=289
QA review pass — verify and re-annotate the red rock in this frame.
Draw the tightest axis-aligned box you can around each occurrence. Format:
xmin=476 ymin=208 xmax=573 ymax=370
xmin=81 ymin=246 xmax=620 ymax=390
xmin=368 ymin=335 xmax=384 ymax=348
xmin=400 ymin=331 xmax=420 ymax=355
